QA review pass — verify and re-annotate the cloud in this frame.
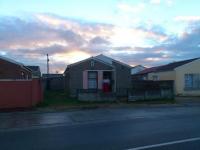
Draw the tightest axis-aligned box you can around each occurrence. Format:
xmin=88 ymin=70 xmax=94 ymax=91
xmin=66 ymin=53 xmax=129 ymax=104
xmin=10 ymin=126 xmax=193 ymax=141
xmin=0 ymin=13 xmax=200 ymax=73
xmin=106 ymin=21 xmax=200 ymax=67
xmin=0 ymin=14 xmax=114 ymax=73
xmin=135 ymin=24 xmax=168 ymax=43
xmin=89 ymin=36 xmax=110 ymax=45
xmin=164 ymin=24 xmax=200 ymax=53
xmin=174 ymin=16 xmax=200 ymax=23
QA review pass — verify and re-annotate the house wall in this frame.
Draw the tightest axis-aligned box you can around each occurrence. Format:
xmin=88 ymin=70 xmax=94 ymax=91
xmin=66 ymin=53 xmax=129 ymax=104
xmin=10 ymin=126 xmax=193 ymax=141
xmin=112 ymin=61 xmax=131 ymax=96
xmin=148 ymin=71 xmax=175 ymax=81
xmin=175 ymin=59 xmax=200 ymax=96
xmin=42 ymin=77 xmax=65 ymax=91
xmin=65 ymin=59 xmax=113 ymax=96
xmin=0 ymin=59 xmax=32 ymax=79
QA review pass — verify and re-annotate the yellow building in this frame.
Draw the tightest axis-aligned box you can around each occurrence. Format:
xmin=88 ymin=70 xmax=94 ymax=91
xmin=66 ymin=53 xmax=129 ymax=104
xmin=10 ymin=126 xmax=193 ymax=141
xmin=137 ymin=58 xmax=200 ymax=96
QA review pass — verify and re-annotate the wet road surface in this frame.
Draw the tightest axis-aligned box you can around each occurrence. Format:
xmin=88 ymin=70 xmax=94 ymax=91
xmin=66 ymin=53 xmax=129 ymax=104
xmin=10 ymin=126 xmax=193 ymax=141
xmin=0 ymin=105 xmax=200 ymax=150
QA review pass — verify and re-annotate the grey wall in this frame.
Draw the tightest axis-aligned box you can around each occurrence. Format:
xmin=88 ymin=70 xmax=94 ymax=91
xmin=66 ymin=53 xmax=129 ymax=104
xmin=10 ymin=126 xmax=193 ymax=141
xmin=42 ymin=77 xmax=65 ymax=91
xmin=112 ymin=61 xmax=131 ymax=95
xmin=65 ymin=59 xmax=113 ymax=97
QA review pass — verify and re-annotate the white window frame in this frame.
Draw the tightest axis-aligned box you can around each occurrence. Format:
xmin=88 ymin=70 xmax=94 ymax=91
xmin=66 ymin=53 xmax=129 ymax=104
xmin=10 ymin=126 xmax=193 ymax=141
xmin=184 ymin=73 xmax=200 ymax=90
xmin=88 ymin=71 xmax=98 ymax=89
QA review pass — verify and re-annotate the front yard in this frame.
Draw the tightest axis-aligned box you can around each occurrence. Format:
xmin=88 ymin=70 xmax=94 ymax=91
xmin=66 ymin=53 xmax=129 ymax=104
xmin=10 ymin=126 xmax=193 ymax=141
xmin=37 ymin=90 xmax=175 ymax=109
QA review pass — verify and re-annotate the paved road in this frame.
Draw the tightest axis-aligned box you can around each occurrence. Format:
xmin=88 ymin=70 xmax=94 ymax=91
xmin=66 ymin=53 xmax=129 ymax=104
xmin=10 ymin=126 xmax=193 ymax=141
xmin=0 ymin=105 xmax=200 ymax=150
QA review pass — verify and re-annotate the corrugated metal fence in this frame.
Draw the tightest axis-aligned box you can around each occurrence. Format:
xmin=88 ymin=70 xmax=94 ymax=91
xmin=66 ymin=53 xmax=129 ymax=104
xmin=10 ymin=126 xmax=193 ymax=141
xmin=128 ymin=80 xmax=174 ymax=101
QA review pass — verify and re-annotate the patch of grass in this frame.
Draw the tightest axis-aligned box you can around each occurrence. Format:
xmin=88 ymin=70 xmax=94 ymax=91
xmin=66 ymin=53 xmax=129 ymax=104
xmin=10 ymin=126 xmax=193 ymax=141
xmin=37 ymin=90 xmax=118 ymax=108
xmin=37 ymin=90 xmax=79 ymax=107
xmin=37 ymin=90 xmax=175 ymax=109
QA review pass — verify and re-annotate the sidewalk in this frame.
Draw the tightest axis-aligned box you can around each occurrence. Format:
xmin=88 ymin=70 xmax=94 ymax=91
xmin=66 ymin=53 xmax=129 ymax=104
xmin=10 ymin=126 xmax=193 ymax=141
xmin=175 ymin=96 xmax=200 ymax=106
xmin=0 ymin=104 xmax=200 ymax=131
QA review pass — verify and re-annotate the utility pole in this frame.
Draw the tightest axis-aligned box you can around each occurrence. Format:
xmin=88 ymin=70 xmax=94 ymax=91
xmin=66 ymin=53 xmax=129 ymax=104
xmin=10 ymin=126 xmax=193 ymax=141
xmin=47 ymin=54 xmax=49 ymax=75
xmin=46 ymin=54 xmax=50 ymax=90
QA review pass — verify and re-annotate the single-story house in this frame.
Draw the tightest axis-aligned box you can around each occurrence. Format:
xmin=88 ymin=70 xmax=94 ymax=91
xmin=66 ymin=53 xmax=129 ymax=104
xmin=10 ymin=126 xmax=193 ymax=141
xmin=0 ymin=56 xmax=32 ymax=79
xmin=42 ymin=74 xmax=65 ymax=90
xmin=64 ymin=54 xmax=131 ymax=97
xmin=42 ymin=74 xmax=64 ymax=78
xmin=0 ymin=56 xmax=43 ymax=109
xmin=26 ymin=66 xmax=41 ymax=78
xmin=134 ymin=58 xmax=200 ymax=96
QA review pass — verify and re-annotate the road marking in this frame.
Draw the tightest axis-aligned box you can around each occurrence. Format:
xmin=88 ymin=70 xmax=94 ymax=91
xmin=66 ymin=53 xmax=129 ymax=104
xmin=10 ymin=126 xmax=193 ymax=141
xmin=127 ymin=137 xmax=200 ymax=150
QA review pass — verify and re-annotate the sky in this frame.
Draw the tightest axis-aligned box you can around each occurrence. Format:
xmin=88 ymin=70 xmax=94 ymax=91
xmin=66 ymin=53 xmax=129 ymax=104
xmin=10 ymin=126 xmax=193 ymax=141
xmin=0 ymin=0 xmax=200 ymax=73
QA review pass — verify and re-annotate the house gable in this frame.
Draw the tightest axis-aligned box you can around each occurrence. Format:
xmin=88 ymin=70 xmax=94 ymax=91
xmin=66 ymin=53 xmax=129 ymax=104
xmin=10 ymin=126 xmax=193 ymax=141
xmin=64 ymin=57 xmax=113 ymax=74
xmin=174 ymin=58 xmax=200 ymax=71
xmin=174 ymin=58 xmax=200 ymax=96
xmin=68 ymin=58 xmax=113 ymax=72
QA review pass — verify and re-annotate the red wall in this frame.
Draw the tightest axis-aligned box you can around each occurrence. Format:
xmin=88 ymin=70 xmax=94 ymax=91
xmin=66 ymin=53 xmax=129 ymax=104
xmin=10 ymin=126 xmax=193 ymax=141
xmin=0 ymin=79 xmax=43 ymax=109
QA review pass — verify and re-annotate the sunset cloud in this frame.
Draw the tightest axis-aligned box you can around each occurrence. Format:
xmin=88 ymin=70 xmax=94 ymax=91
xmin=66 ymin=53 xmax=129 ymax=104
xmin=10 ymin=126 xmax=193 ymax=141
xmin=0 ymin=12 xmax=200 ymax=73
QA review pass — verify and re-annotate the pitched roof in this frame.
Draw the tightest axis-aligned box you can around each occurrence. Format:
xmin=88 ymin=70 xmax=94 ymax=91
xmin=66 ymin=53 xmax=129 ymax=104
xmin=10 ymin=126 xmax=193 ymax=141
xmin=0 ymin=55 xmax=32 ymax=73
xmin=67 ymin=56 xmax=114 ymax=68
xmin=26 ymin=66 xmax=40 ymax=72
xmin=95 ymin=54 xmax=132 ymax=68
xmin=136 ymin=57 xmax=199 ymax=75
xmin=136 ymin=66 xmax=159 ymax=74
xmin=65 ymin=54 xmax=131 ymax=70
xmin=131 ymin=65 xmax=146 ymax=69
xmin=0 ymin=55 xmax=24 ymax=66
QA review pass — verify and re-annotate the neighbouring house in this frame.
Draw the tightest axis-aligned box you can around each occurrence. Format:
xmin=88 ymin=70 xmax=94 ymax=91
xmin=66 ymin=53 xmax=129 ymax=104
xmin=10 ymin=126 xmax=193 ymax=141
xmin=26 ymin=66 xmax=41 ymax=78
xmin=132 ymin=67 xmax=159 ymax=80
xmin=134 ymin=58 xmax=200 ymax=96
xmin=42 ymin=74 xmax=64 ymax=78
xmin=0 ymin=55 xmax=32 ymax=79
xmin=0 ymin=56 xmax=43 ymax=109
xmin=131 ymin=65 xmax=146 ymax=75
xmin=42 ymin=74 xmax=65 ymax=90
xmin=64 ymin=54 xmax=132 ymax=98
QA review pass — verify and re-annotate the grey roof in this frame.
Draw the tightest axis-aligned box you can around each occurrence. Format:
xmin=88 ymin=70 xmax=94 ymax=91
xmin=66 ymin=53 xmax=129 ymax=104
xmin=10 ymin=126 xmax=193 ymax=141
xmin=26 ymin=66 xmax=40 ymax=72
xmin=137 ymin=57 xmax=199 ymax=75
xmin=95 ymin=54 xmax=132 ymax=68
xmin=131 ymin=65 xmax=146 ymax=69
xmin=0 ymin=55 xmax=32 ymax=73
xmin=26 ymin=66 xmax=41 ymax=77
xmin=66 ymin=54 xmax=131 ymax=70
xmin=0 ymin=55 xmax=24 ymax=66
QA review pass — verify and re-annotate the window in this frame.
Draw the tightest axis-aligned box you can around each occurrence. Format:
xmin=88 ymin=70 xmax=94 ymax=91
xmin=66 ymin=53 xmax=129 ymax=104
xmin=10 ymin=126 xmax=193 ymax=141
xmin=21 ymin=71 xmax=26 ymax=79
xmin=88 ymin=71 xmax=98 ymax=89
xmin=91 ymin=60 xmax=95 ymax=67
xmin=185 ymin=74 xmax=200 ymax=90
